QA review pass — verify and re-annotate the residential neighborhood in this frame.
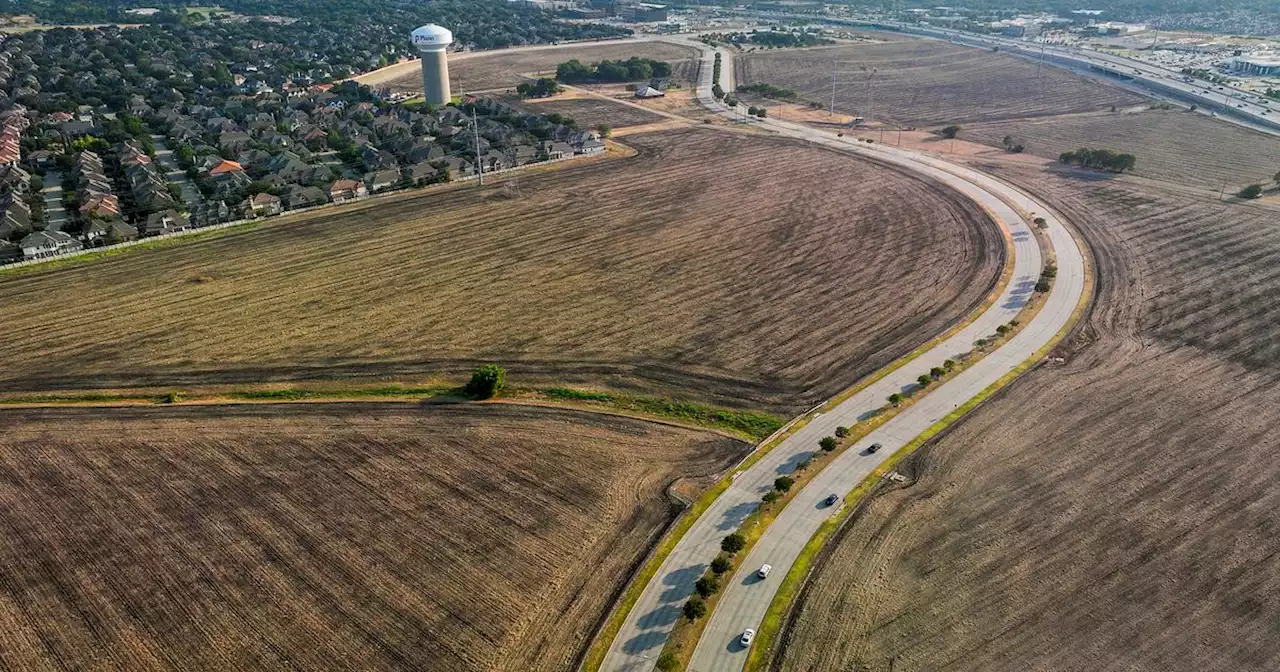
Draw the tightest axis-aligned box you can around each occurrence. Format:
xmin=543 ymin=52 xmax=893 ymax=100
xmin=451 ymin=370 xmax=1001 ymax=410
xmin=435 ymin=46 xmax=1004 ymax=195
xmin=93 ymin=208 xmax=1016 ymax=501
xmin=0 ymin=26 xmax=607 ymax=264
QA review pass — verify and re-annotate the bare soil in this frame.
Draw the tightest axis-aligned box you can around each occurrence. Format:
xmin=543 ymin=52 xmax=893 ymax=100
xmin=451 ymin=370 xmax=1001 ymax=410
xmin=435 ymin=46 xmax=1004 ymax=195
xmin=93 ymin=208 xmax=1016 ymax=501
xmin=0 ymin=402 xmax=747 ymax=671
xmin=507 ymin=93 xmax=666 ymax=128
xmin=0 ymin=129 xmax=1003 ymax=415
xmin=960 ymin=108 xmax=1280 ymax=189
xmin=735 ymin=40 xmax=1147 ymax=128
xmin=384 ymin=42 xmax=701 ymax=94
xmin=773 ymin=165 xmax=1280 ymax=672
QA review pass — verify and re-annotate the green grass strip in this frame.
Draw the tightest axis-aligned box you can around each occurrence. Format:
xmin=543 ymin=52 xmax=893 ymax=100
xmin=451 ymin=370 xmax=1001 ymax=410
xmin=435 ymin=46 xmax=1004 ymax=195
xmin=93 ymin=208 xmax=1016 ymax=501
xmin=541 ymin=387 xmax=783 ymax=442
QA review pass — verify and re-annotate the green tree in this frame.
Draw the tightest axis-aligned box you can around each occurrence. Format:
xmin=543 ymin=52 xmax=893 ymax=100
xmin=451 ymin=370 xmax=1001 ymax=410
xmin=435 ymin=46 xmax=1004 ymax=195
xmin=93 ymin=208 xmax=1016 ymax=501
xmin=940 ymin=124 xmax=961 ymax=139
xmin=721 ymin=533 xmax=746 ymax=554
xmin=835 ymin=425 xmax=850 ymax=438
xmin=1033 ymin=217 xmax=1047 ymax=229
xmin=944 ymin=359 xmax=956 ymax=370
xmin=819 ymin=436 xmax=838 ymax=452
xmin=683 ymin=597 xmax=707 ymax=620
xmin=596 ymin=123 xmax=612 ymax=138
xmin=762 ymin=490 xmax=779 ymax=504
xmin=917 ymin=374 xmax=932 ymax=387
xmin=774 ymin=476 xmax=795 ymax=492
xmin=1035 ymin=280 xmax=1052 ymax=293
xmin=711 ymin=556 xmax=732 ymax=574
xmin=464 ymin=364 xmax=506 ymax=399
xmin=888 ymin=393 xmax=903 ymax=406
xmin=695 ymin=575 xmax=719 ymax=598
xmin=1239 ymin=184 xmax=1264 ymax=199
xmin=930 ymin=366 xmax=946 ymax=378
xmin=657 ymin=651 xmax=679 ymax=672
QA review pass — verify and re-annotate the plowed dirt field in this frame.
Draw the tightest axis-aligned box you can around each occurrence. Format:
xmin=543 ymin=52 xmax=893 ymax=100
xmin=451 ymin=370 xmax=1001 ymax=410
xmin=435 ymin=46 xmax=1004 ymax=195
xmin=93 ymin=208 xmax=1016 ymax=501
xmin=961 ymin=108 xmax=1280 ymax=189
xmin=772 ymin=166 xmax=1280 ymax=672
xmin=0 ymin=403 xmax=747 ymax=671
xmin=0 ymin=129 xmax=1003 ymax=415
xmin=735 ymin=40 xmax=1146 ymax=127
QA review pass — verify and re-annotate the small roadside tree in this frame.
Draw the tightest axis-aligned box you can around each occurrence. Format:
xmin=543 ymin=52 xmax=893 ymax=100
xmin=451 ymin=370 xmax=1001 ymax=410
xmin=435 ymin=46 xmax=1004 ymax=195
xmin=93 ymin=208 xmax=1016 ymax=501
xmin=1239 ymin=184 xmax=1264 ymax=199
xmin=819 ymin=436 xmax=838 ymax=452
xmin=721 ymin=533 xmax=746 ymax=554
xmin=762 ymin=490 xmax=779 ymax=504
xmin=940 ymin=124 xmax=961 ymax=139
xmin=657 ymin=651 xmax=679 ymax=672
xmin=888 ymin=392 xmax=903 ymax=406
xmin=930 ymin=366 xmax=946 ymax=379
xmin=917 ymin=374 xmax=932 ymax=387
xmin=711 ymin=556 xmax=732 ymax=574
xmin=944 ymin=359 xmax=956 ymax=370
xmin=774 ymin=476 xmax=795 ymax=493
xmin=1035 ymin=279 xmax=1052 ymax=293
xmin=683 ymin=597 xmax=707 ymax=620
xmin=464 ymin=364 xmax=506 ymax=399
xmin=695 ymin=575 xmax=720 ymax=598
xmin=835 ymin=425 xmax=850 ymax=438
xmin=1033 ymin=217 xmax=1048 ymax=229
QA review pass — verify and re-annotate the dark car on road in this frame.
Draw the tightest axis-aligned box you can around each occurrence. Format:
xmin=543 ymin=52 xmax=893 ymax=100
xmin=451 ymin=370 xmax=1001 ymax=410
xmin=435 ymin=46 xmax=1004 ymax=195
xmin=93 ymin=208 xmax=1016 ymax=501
xmin=823 ymin=493 xmax=839 ymax=507
xmin=867 ymin=442 xmax=882 ymax=454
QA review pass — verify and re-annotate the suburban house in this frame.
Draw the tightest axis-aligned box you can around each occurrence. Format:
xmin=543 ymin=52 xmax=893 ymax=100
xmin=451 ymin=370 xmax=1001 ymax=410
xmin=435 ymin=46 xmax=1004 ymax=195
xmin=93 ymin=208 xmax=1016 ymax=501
xmin=248 ymin=192 xmax=283 ymax=216
xmin=364 ymin=168 xmax=400 ymax=193
xmin=327 ymin=179 xmax=367 ymax=203
xmin=409 ymin=161 xmax=438 ymax=185
xmin=83 ymin=219 xmax=139 ymax=246
xmin=20 ymin=229 xmax=82 ymax=259
xmin=541 ymin=141 xmax=574 ymax=160
xmin=578 ymin=138 xmax=606 ymax=155
xmin=288 ymin=185 xmax=327 ymax=209
xmin=140 ymin=209 xmax=191 ymax=237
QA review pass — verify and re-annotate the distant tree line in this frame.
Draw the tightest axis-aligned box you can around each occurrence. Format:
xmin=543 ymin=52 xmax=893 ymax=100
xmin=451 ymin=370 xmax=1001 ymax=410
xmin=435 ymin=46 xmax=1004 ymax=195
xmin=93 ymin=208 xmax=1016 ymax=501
xmin=736 ymin=83 xmax=798 ymax=101
xmin=516 ymin=78 xmax=562 ymax=98
xmin=1058 ymin=148 xmax=1137 ymax=173
xmin=555 ymin=57 xmax=672 ymax=84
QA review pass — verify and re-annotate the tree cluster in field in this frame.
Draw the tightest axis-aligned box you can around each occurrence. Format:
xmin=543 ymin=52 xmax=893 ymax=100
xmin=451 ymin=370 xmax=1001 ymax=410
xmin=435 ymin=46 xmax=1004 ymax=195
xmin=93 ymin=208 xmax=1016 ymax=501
xmin=699 ymin=29 xmax=833 ymax=49
xmin=516 ymin=78 xmax=563 ymax=99
xmin=555 ymin=57 xmax=672 ymax=84
xmin=1058 ymin=147 xmax=1136 ymax=173
xmin=736 ymin=82 xmax=799 ymax=102
xmin=1001 ymin=134 xmax=1025 ymax=154
xmin=940 ymin=124 xmax=961 ymax=139
xmin=10 ymin=0 xmax=629 ymax=52
xmin=464 ymin=364 xmax=506 ymax=399
xmin=746 ymin=106 xmax=768 ymax=118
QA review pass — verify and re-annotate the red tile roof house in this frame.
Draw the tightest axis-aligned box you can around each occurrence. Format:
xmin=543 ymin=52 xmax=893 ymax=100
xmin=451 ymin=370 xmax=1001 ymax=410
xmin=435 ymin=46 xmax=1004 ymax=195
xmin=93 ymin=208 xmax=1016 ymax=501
xmin=327 ymin=179 xmax=367 ymax=204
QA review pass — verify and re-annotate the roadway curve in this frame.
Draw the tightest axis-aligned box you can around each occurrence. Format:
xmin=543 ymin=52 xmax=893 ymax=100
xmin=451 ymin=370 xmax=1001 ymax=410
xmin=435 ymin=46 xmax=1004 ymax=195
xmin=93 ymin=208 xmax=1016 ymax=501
xmin=597 ymin=39 xmax=1087 ymax=672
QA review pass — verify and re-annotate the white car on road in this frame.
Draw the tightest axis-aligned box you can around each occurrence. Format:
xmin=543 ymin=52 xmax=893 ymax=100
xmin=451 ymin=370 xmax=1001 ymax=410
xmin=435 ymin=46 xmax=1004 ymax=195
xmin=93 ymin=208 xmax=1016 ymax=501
xmin=740 ymin=628 xmax=755 ymax=646
xmin=757 ymin=564 xmax=772 ymax=579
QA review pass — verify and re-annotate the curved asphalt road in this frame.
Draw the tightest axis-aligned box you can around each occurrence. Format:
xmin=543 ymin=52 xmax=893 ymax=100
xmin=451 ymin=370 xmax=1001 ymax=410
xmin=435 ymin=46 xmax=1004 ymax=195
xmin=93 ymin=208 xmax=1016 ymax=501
xmin=597 ymin=41 xmax=1086 ymax=672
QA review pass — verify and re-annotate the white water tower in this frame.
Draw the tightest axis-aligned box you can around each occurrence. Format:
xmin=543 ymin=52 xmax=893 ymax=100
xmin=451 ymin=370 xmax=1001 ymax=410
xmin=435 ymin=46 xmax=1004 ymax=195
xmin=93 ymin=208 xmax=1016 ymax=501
xmin=411 ymin=24 xmax=453 ymax=106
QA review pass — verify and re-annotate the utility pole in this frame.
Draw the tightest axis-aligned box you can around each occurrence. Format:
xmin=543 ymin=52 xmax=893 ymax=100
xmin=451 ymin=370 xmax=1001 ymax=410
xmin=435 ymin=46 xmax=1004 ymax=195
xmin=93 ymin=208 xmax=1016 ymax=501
xmin=472 ymin=105 xmax=484 ymax=186
xmin=830 ymin=67 xmax=837 ymax=116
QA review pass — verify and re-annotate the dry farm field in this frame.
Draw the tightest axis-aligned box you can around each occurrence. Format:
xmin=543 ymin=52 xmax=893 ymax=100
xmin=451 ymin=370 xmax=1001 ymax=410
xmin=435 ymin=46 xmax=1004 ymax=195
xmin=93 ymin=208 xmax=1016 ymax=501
xmin=0 ymin=403 xmax=747 ymax=671
xmin=961 ymin=108 xmax=1280 ymax=189
xmin=385 ymin=41 xmax=700 ymax=93
xmin=507 ymin=94 xmax=666 ymax=128
xmin=734 ymin=39 xmax=1146 ymax=128
xmin=0 ymin=129 xmax=1003 ymax=415
xmin=773 ymin=166 xmax=1280 ymax=672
